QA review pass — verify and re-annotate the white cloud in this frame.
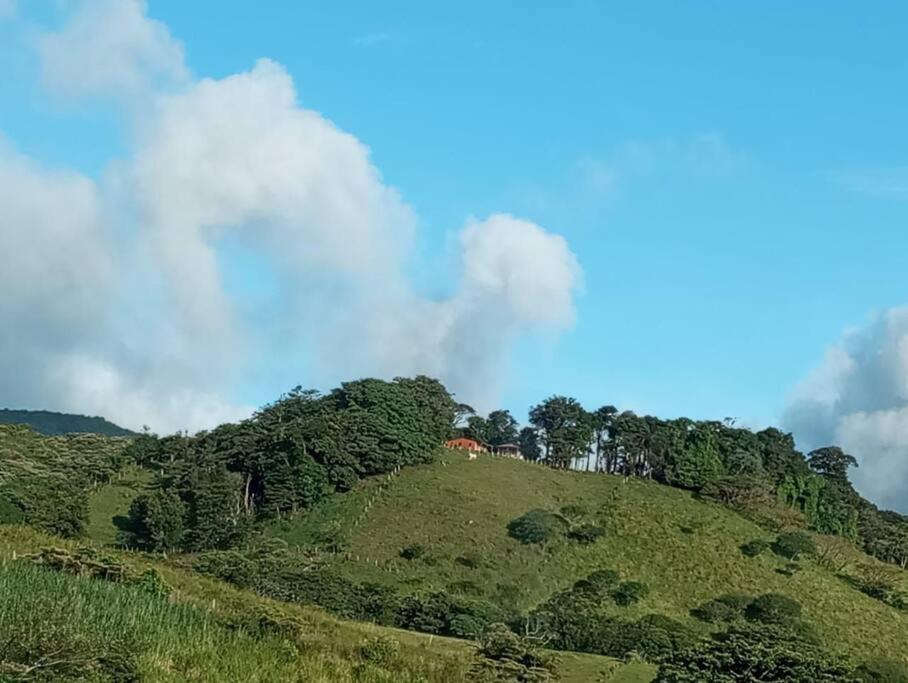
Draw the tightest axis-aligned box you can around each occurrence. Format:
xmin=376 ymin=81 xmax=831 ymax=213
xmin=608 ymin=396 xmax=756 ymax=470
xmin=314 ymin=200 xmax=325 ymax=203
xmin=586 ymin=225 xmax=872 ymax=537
xmin=784 ymin=308 xmax=908 ymax=512
xmin=458 ymin=214 xmax=581 ymax=328
xmin=0 ymin=5 xmax=583 ymax=433
xmin=37 ymin=0 xmax=188 ymax=100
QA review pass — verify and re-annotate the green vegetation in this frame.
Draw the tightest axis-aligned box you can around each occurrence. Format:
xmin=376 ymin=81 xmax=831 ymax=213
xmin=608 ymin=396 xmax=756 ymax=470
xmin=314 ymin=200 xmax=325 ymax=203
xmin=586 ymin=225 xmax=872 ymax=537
xmin=270 ymin=452 xmax=908 ymax=671
xmin=0 ymin=525 xmax=634 ymax=683
xmin=5 ymin=376 xmax=908 ymax=680
xmin=0 ymin=409 xmax=135 ymax=436
xmin=0 ymin=425 xmax=130 ymax=537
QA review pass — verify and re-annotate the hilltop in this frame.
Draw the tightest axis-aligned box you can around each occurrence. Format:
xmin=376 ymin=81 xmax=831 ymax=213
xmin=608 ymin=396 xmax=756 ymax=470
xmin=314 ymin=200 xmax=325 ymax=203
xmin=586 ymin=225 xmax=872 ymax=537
xmin=0 ymin=409 xmax=136 ymax=437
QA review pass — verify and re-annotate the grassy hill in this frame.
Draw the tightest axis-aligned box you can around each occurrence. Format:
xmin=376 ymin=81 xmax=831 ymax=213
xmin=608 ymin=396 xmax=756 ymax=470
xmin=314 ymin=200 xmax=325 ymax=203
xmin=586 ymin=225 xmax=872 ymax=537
xmin=266 ymin=451 xmax=908 ymax=668
xmin=0 ymin=525 xmax=642 ymax=683
xmin=0 ymin=409 xmax=136 ymax=437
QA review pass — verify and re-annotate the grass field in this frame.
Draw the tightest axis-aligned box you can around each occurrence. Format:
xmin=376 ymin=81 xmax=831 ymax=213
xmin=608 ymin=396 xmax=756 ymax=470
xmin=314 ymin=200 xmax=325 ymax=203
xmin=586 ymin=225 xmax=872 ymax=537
xmin=0 ymin=525 xmax=644 ymax=682
xmin=267 ymin=451 xmax=908 ymax=668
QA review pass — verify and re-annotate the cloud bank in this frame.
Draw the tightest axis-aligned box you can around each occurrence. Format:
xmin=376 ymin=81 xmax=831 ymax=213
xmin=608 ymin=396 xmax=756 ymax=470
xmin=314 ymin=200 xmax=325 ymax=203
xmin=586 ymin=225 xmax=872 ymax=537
xmin=784 ymin=308 xmax=908 ymax=512
xmin=1 ymin=0 xmax=582 ymax=433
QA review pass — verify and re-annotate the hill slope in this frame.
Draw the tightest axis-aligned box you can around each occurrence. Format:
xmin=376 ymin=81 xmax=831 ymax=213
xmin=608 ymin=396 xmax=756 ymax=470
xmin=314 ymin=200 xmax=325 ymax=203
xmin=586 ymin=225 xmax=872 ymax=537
xmin=267 ymin=451 xmax=908 ymax=668
xmin=0 ymin=525 xmax=644 ymax=683
xmin=0 ymin=409 xmax=136 ymax=437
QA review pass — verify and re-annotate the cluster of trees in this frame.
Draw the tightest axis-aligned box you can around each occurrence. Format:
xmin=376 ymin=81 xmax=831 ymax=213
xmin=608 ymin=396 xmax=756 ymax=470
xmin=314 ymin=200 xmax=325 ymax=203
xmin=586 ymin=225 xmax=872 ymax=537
xmin=123 ymin=376 xmax=456 ymax=551
xmin=194 ymin=540 xmax=511 ymax=640
xmin=468 ymin=395 xmax=908 ymax=571
xmin=527 ymin=569 xmax=691 ymax=662
xmin=0 ymin=425 xmax=129 ymax=537
xmin=660 ymin=591 xmax=908 ymax=682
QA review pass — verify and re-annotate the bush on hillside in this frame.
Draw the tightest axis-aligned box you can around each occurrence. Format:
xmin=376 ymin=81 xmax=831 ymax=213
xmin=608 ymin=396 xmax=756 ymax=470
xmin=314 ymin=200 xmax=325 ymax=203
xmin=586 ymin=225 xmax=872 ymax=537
xmin=395 ymin=592 xmax=506 ymax=638
xmin=359 ymin=635 xmax=400 ymax=667
xmin=469 ymin=623 xmax=559 ymax=682
xmin=567 ymin=523 xmax=605 ymax=545
xmin=744 ymin=593 xmax=802 ymax=626
xmin=586 ymin=569 xmax=621 ymax=591
xmin=691 ymin=593 xmax=753 ymax=624
xmin=399 ymin=544 xmax=427 ymax=561
xmin=507 ymin=509 xmax=564 ymax=545
xmin=772 ymin=531 xmax=816 ymax=560
xmin=611 ymin=580 xmax=649 ymax=606
xmin=740 ymin=539 xmax=771 ymax=557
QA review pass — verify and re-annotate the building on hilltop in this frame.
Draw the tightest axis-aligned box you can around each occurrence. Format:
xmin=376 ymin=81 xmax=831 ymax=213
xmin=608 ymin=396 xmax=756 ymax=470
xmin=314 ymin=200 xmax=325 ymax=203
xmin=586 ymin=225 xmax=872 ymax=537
xmin=493 ymin=443 xmax=521 ymax=458
xmin=444 ymin=438 xmax=523 ymax=459
xmin=445 ymin=437 xmax=488 ymax=453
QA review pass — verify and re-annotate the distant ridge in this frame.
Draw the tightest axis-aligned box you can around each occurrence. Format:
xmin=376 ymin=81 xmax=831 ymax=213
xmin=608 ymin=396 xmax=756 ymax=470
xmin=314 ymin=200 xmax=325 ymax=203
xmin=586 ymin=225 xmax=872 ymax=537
xmin=0 ymin=409 xmax=136 ymax=437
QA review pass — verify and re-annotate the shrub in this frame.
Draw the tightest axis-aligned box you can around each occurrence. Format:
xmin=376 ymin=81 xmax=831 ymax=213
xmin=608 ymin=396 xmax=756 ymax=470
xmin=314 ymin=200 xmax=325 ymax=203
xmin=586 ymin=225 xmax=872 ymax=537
xmin=776 ymin=561 xmax=803 ymax=577
xmin=507 ymin=509 xmax=564 ymax=545
xmin=744 ymin=593 xmax=802 ymax=626
xmin=772 ymin=531 xmax=816 ymax=560
xmin=450 ymin=614 xmax=486 ymax=639
xmin=395 ymin=592 xmax=505 ymax=638
xmin=611 ymin=581 xmax=649 ymax=606
xmin=195 ymin=550 xmax=258 ymax=589
xmin=691 ymin=593 xmax=752 ymax=623
xmin=399 ymin=544 xmax=426 ymax=561
xmin=740 ymin=539 xmax=770 ymax=557
xmin=586 ymin=569 xmax=621 ymax=592
xmin=360 ymin=635 xmax=400 ymax=667
xmin=568 ymin=524 xmax=605 ymax=545
xmin=470 ymin=623 xmax=559 ymax=682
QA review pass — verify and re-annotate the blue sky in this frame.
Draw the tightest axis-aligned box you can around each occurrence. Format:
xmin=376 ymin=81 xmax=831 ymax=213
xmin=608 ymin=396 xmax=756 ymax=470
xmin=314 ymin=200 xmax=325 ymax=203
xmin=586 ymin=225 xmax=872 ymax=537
xmin=2 ymin=0 xmax=908 ymax=441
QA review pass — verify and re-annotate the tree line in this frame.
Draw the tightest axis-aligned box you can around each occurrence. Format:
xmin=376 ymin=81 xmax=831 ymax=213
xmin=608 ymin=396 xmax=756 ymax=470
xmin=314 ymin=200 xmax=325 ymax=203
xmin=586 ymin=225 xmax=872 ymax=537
xmin=122 ymin=376 xmax=455 ymax=551
xmin=460 ymin=395 xmax=908 ymax=571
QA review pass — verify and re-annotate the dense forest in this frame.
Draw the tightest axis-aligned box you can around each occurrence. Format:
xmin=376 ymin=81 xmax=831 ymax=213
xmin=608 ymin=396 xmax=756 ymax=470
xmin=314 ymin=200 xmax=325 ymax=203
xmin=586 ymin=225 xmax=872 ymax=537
xmin=3 ymin=376 xmax=908 ymax=681
xmin=0 ymin=409 xmax=136 ymax=437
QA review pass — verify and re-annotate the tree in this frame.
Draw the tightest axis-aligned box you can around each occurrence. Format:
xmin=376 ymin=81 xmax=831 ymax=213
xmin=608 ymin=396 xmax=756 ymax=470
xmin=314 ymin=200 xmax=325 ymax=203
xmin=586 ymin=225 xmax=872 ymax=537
xmin=518 ymin=427 xmax=542 ymax=462
xmin=486 ymin=410 xmax=519 ymax=447
xmin=590 ymin=405 xmax=617 ymax=471
xmin=466 ymin=416 xmax=491 ymax=444
xmin=124 ymin=489 xmax=185 ymax=551
xmin=808 ymin=447 xmax=858 ymax=482
xmin=507 ymin=509 xmax=565 ymax=544
xmin=529 ymin=397 xmax=591 ymax=469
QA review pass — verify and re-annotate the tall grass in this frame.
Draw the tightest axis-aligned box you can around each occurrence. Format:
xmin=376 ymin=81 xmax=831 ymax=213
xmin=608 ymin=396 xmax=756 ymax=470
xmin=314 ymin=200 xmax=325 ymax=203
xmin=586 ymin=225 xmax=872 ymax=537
xmin=0 ymin=560 xmax=460 ymax=682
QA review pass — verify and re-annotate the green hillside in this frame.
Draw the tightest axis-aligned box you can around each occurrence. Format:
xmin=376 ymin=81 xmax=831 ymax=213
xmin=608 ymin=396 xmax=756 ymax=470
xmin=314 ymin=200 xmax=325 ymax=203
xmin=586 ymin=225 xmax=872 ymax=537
xmin=0 ymin=525 xmax=640 ymax=683
xmin=266 ymin=451 xmax=908 ymax=669
xmin=0 ymin=409 xmax=136 ymax=437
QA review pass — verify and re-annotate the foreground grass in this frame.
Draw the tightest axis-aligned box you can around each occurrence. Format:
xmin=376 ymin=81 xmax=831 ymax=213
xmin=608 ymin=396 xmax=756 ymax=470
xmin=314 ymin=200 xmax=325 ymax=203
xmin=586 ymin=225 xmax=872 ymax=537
xmin=268 ymin=452 xmax=908 ymax=668
xmin=0 ymin=525 xmax=632 ymax=682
